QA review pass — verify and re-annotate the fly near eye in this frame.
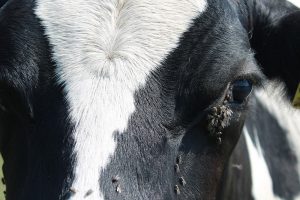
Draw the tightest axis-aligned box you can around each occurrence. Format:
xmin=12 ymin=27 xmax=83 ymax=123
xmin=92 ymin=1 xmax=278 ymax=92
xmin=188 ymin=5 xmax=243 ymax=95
xmin=231 ymin=79 xmax=253 ymax=103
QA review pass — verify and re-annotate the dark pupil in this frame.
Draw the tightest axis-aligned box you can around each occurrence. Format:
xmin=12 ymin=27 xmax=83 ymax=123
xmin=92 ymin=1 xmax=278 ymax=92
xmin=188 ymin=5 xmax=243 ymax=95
xmin=232 ymin=80 xmax=252 ymax=103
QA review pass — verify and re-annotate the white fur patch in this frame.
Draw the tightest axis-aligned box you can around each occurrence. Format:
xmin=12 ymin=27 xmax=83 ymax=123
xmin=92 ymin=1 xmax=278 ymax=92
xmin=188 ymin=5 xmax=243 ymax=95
xmin=35 ymin=0 xmax=207 ymax=199
xmin=255 ymin=84 xmax=300 ymax=200
xmin=287 ymin=0 xmax=300 ymax=8
xmin=244 ymin=127 xmax=282 ymax=200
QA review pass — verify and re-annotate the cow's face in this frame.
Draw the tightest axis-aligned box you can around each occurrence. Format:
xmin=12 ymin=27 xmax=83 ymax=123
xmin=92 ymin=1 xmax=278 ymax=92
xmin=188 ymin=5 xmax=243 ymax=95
xmin=0 ymin=0 xmax=299 ymax=199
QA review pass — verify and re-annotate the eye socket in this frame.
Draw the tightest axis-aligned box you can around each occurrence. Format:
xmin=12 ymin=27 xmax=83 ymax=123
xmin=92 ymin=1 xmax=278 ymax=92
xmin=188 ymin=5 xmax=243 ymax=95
xmin=230 ymin=79 xmax=253 ymax=103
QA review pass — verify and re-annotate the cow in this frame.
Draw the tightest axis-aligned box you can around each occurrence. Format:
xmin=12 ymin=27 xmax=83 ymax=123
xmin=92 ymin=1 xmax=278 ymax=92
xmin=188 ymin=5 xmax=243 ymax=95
xmin=0 ymin=0 xmax=299 ymax=199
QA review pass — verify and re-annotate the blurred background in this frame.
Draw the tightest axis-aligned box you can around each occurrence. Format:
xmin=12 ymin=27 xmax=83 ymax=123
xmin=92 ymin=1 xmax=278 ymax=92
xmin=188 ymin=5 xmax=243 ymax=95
xmin=0 ymin=156 xmax=5 ymax=199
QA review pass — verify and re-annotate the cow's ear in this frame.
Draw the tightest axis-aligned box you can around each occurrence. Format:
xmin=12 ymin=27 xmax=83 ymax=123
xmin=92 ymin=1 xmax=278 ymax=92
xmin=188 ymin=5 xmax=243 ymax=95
xmin=250 ymin=2 xmax=300 ymax=100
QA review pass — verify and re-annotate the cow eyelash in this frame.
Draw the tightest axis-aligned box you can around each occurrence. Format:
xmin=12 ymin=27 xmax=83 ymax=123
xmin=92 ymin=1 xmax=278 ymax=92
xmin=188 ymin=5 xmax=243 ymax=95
xmin=232 ymin=73 xmax=264 ymax=88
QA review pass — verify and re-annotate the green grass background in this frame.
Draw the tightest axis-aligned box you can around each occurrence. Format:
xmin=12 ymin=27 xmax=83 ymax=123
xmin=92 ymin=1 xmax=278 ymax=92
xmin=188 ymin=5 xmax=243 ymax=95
xmin=0 ymin=156 xmax=5 ymax=200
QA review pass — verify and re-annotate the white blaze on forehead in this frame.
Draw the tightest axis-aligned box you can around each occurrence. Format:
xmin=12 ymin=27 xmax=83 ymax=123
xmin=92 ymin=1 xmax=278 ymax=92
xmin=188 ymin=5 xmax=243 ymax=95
xmin=35 ymin=0 xmax=207 ymax=199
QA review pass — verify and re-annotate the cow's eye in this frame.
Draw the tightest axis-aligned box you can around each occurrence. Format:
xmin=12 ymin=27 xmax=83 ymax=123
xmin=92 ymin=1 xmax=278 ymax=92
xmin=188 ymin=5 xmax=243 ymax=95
xmin=230 ymin=79 xmax=252 ymax=103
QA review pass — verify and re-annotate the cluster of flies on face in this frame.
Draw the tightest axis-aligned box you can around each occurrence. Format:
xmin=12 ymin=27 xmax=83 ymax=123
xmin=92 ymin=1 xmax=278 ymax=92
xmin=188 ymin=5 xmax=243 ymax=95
xmin=69 ymin=176 xmax=121 ymax=198
xmin=69 ymin=156 xmax=188 ymax=197
xmin=173 ymin=94 xmax=233 ymax=195
xmin=69 ymin=188 xmax=94 ymax=198
xmin=0 ymin=111 xmax=231 ymax=198
xmin=174 ymin=155 xmax=186 ymax=195
xmin=206 ymin=94 xmax=233 ymax=145
xmin=1 ymin=97 xmax=232 ymax=198
xmin=66 ymin=92 xmax=233 ymax=198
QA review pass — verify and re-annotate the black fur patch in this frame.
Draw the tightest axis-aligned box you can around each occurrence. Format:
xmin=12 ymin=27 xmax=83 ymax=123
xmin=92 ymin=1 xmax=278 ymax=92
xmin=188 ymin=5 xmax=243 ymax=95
xmin=0 ymin=0 xmax=299 ymax=199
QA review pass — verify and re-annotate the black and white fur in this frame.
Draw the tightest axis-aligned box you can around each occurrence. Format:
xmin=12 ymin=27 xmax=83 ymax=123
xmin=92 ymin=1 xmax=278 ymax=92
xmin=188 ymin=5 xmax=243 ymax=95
xmin=0 ymin=0 xmax=299 ymax=199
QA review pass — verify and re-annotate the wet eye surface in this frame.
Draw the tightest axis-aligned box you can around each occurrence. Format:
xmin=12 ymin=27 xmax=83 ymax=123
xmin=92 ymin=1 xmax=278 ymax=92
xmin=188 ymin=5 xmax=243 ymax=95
xmin=230 ymin=79 xmax=253 ymax=103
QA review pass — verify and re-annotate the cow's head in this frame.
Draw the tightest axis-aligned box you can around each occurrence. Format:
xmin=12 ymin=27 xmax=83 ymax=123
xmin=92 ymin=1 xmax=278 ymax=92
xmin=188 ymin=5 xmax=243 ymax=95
xmin=0 ymin=0 xmax=299 ymax=199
